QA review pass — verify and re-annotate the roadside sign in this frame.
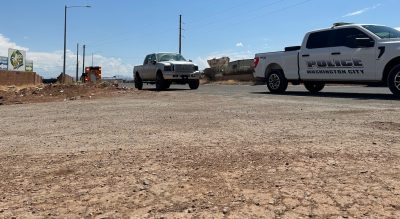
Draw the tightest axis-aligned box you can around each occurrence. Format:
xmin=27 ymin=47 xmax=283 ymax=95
xmin=26 ymin=60 xmax=33 ymax=72
xmin=0 ymin=56 xmax=7 ymax=70
xmin=8 ymin=49 xmax=26 ymax=71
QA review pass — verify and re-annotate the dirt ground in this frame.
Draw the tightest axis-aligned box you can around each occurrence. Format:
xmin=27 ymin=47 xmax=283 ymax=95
xmin=0 ymin=85 xmax=399 ymax=218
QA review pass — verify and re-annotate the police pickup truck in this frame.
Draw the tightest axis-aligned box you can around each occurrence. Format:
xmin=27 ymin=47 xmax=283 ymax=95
xmin=133 ymin=53 xmax=200 ymax=91
xmin=253 ymin=23 xmax=400 ymax=97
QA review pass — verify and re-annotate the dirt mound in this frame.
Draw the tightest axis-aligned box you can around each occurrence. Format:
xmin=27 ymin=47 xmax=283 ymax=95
xmin=0 ymin=82 xmax=132 ymax=105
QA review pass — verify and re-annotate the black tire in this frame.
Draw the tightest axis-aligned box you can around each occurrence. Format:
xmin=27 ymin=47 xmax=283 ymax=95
xmin=164 ymin=81 xmax=171 ymax=89
xmin=388 ymin=64 xmax=400 ymax=97
xmin=134 ymin=73 xmax=143 ymax=90
xmin=304 ymin=82 xmax=325 ymax=93
xmin=155 ymin=73 xmax=166 ymax=91
xmin=266 ymin=70 xmax=288 ymax=94
xmin=189 ymin=79 xmax=200 ymax=90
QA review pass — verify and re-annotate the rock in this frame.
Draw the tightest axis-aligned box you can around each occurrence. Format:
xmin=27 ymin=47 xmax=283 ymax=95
xmin=327 ymin=160 xmax=337 ymax=166
xmin=143 ymin=180 xmax=150 ymax=186
xmin=222 ymin=207 xmax=229 ymax=214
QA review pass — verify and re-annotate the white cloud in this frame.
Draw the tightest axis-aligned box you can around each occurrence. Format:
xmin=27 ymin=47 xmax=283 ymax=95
xmin=0 ymin=34 xmax=29 ymax=52
xmin=396 ymin=27 xmax=400 ymax=31
xmin=196 ymin=50 xmax=253 ymax=69
xmin=0 ymin=33 xmax=133 ymax=78
xmin=343 ymin=4 xmax=381 ymax=17
xmin=236 ymin=42 xmax=244 ymax=47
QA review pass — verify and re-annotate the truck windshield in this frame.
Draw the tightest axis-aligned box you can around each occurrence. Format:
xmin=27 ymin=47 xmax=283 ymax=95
xmin=157 ymin=53 xmax=186 ymax=62
xmin=362 ymin=25 xmax=400 ymax=39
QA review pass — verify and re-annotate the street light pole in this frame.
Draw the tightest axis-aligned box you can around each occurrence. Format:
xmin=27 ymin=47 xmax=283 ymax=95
xmin=179 ymin=15 xmax=182 ymax=54
xmin=62 ymin=5 xmax=91 ymax=84
xmin=63 ymin=5 xmax=67 ymax=83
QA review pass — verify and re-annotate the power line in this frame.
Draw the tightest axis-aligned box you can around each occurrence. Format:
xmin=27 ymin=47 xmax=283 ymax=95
xmin=187 ymin=0 xmax=313 ymax=36
xmin=186 ymin=0 xmax=287 ymax=33
xmin=85 ymin=0 xmax=285 ymax=48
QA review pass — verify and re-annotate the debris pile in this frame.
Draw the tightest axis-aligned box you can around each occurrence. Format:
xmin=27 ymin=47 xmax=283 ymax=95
xmin=0 ymin=82 xmax=132 ymax=105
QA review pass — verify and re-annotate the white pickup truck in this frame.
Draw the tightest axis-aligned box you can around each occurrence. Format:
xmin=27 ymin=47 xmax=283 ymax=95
xmin=253 ymin=23 xmax=400 ymax=97
xmin=133 ymin=53 xmax=200 ymax=91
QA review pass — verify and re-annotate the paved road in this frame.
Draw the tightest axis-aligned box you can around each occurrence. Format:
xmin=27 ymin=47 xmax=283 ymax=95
xmin=126 ymin=83 xmax=398 ymax=101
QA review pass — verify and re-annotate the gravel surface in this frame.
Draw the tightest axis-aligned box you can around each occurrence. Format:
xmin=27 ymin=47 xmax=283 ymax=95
xmin=0 ymin=85 xmax=399 ymax=218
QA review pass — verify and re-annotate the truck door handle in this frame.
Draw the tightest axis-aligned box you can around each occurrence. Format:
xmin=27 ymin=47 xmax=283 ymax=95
xmin=331 ymin=52 xmax=341 ymax=55
xmin=302 ymin=54 xmax=310 ymax=57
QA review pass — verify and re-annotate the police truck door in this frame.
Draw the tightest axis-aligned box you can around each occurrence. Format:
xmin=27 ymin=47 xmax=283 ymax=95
xmin=332 ymin=27 xmax=377 ymax=81
xmin=299 ymin=30 xmax=336 ymax=80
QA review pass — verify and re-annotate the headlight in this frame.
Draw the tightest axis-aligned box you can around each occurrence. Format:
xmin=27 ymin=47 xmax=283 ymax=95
xmin=164 ymin=65 xmax=172 ymax=71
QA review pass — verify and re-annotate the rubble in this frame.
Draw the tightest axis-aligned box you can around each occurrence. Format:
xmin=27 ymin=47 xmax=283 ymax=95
xmin=0 ymin=83 xmax=133 ymax=105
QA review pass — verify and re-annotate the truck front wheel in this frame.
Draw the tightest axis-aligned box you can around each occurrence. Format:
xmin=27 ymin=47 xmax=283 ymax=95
xmin=156 ymin=73 xmax=166 ymax=91
xmin=164 ymin=81 xmax=171 ymax=89
xmin=388 ymin=65 xmax=400 ymax=97
xmin=189 ymin=79 xmax=200 ymax=90
xmin=266 ymin=70 xmax=288 ymax=94
xmin=304 ymin=82 xmax=325 ymax=93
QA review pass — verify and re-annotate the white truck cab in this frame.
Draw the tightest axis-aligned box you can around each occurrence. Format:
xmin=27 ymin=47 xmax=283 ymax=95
xmin=253 ymin=23 xmax=400 ymax=97
xmin=133 ymin=53 xmax=201 ymax=91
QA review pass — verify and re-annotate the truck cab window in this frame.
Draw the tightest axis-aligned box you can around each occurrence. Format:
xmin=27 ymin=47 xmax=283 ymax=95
xmin=143 ymin=55 xmax=150 ymax=65
xmin=150 ymin=54 xmax=156 ymax=62
xmin=306 ymin=30 xmax=332 ymax=49
xmin=332 ymin=28 xmax=373 ymax=48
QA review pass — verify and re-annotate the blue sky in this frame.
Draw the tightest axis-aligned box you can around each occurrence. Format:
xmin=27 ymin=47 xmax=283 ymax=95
xmin=0 ymin=0 xmax=399 ymax=78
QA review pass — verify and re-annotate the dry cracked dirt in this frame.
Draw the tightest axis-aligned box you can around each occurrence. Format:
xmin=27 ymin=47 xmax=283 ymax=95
xmin=0 ymin=85 xmax=399 ymax=218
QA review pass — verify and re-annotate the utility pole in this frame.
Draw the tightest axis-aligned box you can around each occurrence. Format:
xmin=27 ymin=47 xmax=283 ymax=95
xmin=92 ymin=52 xmax=94 ymax=66
xmin=76 ymin=43 xmax=79 ymax=82
xmin=82 ymin=45 xmax=86 ymax=78
xmin=179 ymin=14 xmax=182 ymax=54
xmin=63 ymin=5 xmax=90 ymax=84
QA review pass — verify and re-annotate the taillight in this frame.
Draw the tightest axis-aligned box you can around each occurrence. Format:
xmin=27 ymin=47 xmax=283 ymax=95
xmin=253 ymin=57 xmax=260 ymax=68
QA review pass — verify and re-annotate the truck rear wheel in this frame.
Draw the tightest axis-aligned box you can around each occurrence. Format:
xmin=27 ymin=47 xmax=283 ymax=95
xmin=189 ymin=79 xmax=200 ymax=90
xmin=388 ymin=64 xmax=400 ymax=97
xmin=304 ymin=82 xmax=325 ymax=93
xmin=266 ymin=70 xmax=288 ymax=94
xmin=134 ymin=73 xmax=143 ymax=90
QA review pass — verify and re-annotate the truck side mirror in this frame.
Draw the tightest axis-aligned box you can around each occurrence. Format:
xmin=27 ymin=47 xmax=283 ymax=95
xmin=355 ymin=38 xmax=375 ymax=48
xmin=151 ymin=60 xmax=157 ymax=65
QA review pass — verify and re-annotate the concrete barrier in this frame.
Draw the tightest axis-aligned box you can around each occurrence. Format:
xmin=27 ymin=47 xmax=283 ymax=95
xmin=0 ymin=70 xmax=42 ymax=86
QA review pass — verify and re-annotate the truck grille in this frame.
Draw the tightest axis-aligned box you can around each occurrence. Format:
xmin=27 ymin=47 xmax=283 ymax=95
xmin=174 ymin=64 xmax=194 ymax=73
